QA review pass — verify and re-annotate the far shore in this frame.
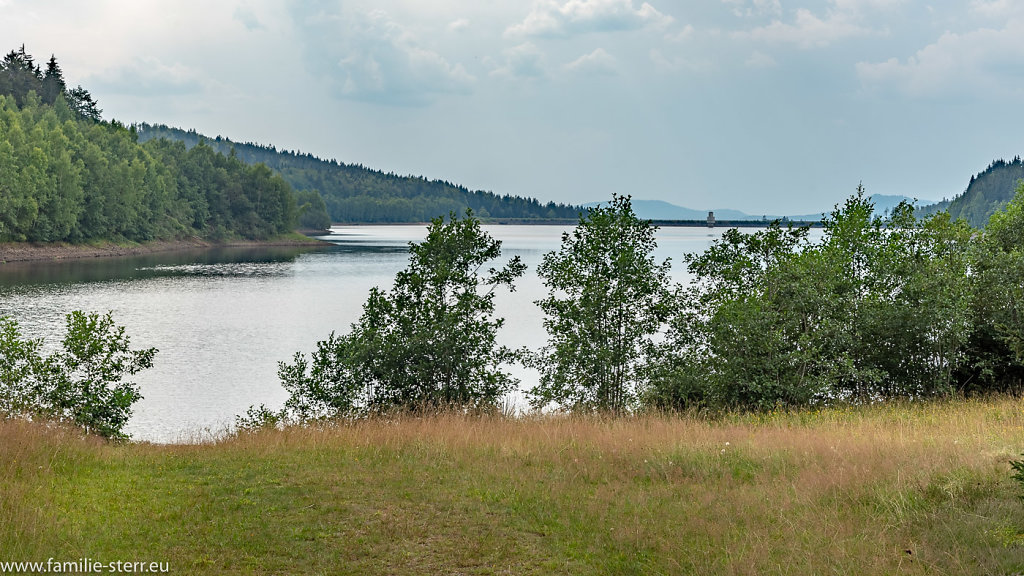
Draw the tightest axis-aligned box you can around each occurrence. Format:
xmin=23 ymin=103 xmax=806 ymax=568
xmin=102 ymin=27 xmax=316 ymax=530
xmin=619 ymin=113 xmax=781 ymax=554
xmin=0 ymin=233 xmax=329 ymax=264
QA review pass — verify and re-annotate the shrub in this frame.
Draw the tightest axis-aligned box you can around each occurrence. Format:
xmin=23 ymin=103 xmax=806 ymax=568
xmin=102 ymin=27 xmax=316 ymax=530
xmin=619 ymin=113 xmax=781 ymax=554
xmin=0 ymin=311 xmax=155 ymax=439
xmin=1010 ymin=454 xmax=1024 ymax=498
xmin=270 ymin=210 xmax=525 ymax=422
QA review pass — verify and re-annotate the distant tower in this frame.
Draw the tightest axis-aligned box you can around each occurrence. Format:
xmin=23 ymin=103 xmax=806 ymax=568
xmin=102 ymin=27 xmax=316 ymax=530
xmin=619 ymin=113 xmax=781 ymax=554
xmin=707 ymin=211 xmax=715 ymax=228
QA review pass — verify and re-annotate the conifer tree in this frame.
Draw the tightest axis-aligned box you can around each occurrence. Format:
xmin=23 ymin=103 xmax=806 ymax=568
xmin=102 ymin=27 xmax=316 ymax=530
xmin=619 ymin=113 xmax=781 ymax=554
xmin=41 ymin=55 xmax=65 ymax=105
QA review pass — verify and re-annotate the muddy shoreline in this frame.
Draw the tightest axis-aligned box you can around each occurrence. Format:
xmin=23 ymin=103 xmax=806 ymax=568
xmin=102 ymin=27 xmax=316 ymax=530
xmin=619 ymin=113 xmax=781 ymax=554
xmin=0 ymin=235 xmax=328 ymax=264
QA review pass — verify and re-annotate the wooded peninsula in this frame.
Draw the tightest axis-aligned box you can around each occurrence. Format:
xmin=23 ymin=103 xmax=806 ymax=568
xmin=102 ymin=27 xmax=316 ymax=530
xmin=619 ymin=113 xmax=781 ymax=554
xmin=0 ymin=46 xmax=580 ymax=248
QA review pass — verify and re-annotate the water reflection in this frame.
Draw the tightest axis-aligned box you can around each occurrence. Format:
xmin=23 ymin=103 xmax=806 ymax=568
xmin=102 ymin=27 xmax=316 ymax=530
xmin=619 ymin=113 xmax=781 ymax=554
xmin=0 ymin=245 xmax=326 ymax=287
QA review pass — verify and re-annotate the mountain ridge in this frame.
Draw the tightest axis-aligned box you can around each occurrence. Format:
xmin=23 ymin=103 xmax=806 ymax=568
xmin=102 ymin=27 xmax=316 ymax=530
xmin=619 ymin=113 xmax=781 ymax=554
xmin=586 ymin=194 xmax=936 ymax=223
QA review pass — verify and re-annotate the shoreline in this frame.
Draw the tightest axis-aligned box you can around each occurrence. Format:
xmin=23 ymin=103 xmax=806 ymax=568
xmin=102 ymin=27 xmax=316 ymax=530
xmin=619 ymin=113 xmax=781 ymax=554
xmin=0 ymin=234 xmax=328 ymax=264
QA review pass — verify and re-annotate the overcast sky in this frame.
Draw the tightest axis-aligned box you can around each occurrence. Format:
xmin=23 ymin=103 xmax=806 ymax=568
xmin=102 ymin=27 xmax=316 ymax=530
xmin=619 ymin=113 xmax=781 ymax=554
xmin=3 ymin=0 xmax=1023 ymax=214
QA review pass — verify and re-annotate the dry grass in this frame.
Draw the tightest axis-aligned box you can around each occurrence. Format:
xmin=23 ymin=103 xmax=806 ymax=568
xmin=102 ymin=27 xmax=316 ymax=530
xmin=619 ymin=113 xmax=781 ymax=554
xmin=3 ymin=398 xmax=1024 ymax=574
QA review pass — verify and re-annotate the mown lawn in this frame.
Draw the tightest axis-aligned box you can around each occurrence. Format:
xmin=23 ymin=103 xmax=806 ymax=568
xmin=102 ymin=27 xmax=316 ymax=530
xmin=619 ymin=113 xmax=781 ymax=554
xmin=3 ymin=399 xmax=1024 ymax=575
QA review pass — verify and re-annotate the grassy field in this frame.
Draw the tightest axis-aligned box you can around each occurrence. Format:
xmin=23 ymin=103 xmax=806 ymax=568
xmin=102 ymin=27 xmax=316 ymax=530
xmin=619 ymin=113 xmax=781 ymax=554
xmin=3 ymin=399 xmax=1024 ymax=575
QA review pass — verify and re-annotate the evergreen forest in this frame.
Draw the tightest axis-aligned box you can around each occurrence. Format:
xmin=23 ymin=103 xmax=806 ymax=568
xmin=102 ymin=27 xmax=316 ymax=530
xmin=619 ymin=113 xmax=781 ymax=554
xmin=919 ymin=156 xmax=1024 ymax=226
xmin=0 ymin=46 xmax=303 ymax=243
xmin=135 ymin=124 xmax=581 ymax=224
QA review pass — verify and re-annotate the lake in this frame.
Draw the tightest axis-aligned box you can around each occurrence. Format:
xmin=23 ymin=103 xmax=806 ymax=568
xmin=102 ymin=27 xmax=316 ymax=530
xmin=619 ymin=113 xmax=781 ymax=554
xmin=0 ymin=225 xmax=754 ymax=442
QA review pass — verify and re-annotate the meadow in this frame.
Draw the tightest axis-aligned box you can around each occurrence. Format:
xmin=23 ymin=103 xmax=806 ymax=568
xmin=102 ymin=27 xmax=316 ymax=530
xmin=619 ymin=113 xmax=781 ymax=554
xmin=3 ymin=398 xmax=1024 ymax=575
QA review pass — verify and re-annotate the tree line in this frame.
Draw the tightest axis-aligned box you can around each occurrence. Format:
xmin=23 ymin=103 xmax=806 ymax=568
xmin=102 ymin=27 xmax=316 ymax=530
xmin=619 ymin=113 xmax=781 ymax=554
xmin=0 ymin=47 xmax=304 ymax=242
xmin=1 ymin=45 xmax=101 ymax=120
xmin=136 ymin=124 xmax=581 ymax=224
xmin=3 ymin=187 xmax=1023 ymax=438
xmin=238 ymin=186 xmax=1024 ymax=427
xmin=918 ymin=156 xmax=1024 ymax=227
xmin=943 ymin=157 xmax=1024 ymax=227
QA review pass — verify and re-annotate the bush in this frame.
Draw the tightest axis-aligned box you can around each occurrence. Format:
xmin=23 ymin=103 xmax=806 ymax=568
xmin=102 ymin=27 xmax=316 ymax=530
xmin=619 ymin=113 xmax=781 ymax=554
xmin=654 ymin=186 xmax=978 ymax=411
xmin=0 ymin=311 xmax=156 ymax=439
xmin=269 ymin=210 xmax=525 ymax=422
xmin=1011 ymin=454 xmax=1024 ymax=499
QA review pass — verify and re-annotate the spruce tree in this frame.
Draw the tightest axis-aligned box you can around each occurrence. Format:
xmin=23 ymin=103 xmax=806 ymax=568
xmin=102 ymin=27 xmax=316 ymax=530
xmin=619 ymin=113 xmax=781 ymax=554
xmin=41 ymin=55 xmax=66 ymax=105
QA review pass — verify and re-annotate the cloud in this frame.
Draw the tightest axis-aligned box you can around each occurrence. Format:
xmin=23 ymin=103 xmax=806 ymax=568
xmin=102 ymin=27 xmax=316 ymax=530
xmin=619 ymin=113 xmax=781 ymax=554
xmin=745 ymin=50 xmax=777 ymax=68
xmin=290 ymin=5 xmax=474 ymax=106
xmin=721 ymin=0 xmax=782 ymax=18
xmin=830 ymin=0 xmax=906 ymax=11
xmin=88 ymin=57 xmax=204 ymax=96
xmin=448 ymin=18 xmax=470 ymax=32
xmin=664 ymin=24 xmax=694 ymax=42
xmin=649 ymin=48 xmax=708 ymax=73
xmin=734 ymin=0 xmax=903 ymax=48
xmin=490 ymin=42 xmax=548 ymax=79
xmin=856 ymin=21 xmax=1024 ymax=99
xmin=234 ymin=5 xmax=264 ymax=31
xmin=969 ymin=0 xmax=1024 ymax=19
xmin=565 ymin=48 xmax=618 ymax=75
xmin=506 ymin=0 xmax=673 ymax=38
xmin=740 ymin=8 xmax=872 ymax=48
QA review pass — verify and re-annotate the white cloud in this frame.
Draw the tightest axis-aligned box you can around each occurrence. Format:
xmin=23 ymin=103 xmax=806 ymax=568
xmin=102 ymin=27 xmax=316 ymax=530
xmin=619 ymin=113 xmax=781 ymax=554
xmin=490 ymin=43 xmax=548 ymax=79
xmin=290 ymin=6 xmax=474 ymax=106
xmin=830 ymin=0 xmax=906 ymax=11
xmin=506 ymin=0 xmax=673 ymax=38
xmin=969 ymin=0 xmax=1024 ymax=19
xmin=740 ymin=8 xmax=872 ymax=48
xmin=745 ymin=50 xmax=777 ymax=68
xmin=734 ymin=0 xmax=904 ymax=48
xmin=565 ymin=48 xmax=618 ymax=75
xmin=721 ymin=0 xmax=782 ymax=18
xmin=649 ymin=48 xmax=708 ymax=73
xmin=234 ymin=5 xmax=264 ymax=31
xmin=88 ymin=57 xmax=205 ymax=96
xmin=857 ymin=21 xmax=1024 ymax=98
xmin=664 ymin=24 xmax=694 ymax=42
xmin=448 ymin=18 xmax=470 ymax=32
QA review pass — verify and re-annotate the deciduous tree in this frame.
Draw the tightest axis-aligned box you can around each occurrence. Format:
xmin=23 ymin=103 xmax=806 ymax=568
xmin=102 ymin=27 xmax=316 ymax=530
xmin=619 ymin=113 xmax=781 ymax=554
xmin=0 ymin=312 xmax=156 ymax=440
xmin=528 ymin=195 xmax=675 ymax=414
xmin=272 ymin=211 xmax=525 ymax=421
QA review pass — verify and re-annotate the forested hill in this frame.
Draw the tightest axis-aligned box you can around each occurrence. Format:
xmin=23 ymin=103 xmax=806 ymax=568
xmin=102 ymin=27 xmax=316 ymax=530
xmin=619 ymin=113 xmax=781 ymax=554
xmin=0 ymin=46 xmax=300 ymax=243
xmin=920 ymin=157 xmax=1024 ymax=227
xmin=136 ymin=124 xmax=581 ymax=224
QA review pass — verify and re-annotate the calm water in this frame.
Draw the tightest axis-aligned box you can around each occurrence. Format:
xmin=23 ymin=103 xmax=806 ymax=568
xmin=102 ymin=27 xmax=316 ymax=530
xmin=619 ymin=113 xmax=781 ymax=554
xmin=0 ymin=225 xmax=750 ymax=442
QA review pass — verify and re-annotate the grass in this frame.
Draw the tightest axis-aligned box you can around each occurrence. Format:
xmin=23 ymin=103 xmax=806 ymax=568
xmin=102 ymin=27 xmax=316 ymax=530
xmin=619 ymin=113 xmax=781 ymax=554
xmin=3 ymin=398 xmax=1024 ymax=574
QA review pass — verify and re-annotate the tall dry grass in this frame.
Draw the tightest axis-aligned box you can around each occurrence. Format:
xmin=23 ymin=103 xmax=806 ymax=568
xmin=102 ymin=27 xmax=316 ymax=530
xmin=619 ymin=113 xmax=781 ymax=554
xmin=0 ymin=418 xmax=108 ymax=557
xmin=3 ymin=398 xmax=1024 ymax=574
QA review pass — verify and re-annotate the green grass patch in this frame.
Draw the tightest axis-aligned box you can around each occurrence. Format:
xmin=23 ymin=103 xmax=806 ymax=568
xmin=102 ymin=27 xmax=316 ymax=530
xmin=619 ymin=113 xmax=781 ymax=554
xmin=3 ymin=399 xmax=1024 ymax=574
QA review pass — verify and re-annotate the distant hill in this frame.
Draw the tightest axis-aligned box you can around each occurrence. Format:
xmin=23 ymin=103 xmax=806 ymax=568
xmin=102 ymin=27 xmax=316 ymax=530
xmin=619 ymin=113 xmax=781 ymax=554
xmin=589 ymin=194 xmax=935 ymax=223
xmin=918 ymin=158 xmax=1024 ymax=227
xmin=866 ymin=194 xmax=937 ymax=216
xmin=583 ymin=200 xmax=752 ymax=221
xmin=782 ymin=194 xmax=933 ymax=222
xmin=137 ymin=124 xmax=580 ymax=224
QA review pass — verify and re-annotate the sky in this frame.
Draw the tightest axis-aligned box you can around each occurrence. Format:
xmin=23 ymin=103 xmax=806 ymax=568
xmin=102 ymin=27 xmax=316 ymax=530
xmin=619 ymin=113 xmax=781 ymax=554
xmin=2 ymin=0 xmax=1023 ymax=215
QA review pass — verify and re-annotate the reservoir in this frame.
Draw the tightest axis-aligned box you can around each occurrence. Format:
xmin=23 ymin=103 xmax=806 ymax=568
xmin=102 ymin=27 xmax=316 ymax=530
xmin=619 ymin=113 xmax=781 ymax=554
xmin=0 ymin=225 xmax=763 ymax=442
